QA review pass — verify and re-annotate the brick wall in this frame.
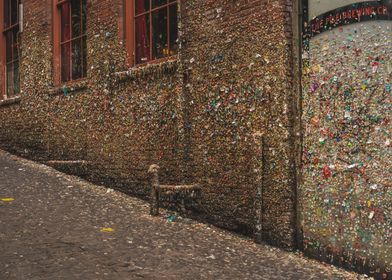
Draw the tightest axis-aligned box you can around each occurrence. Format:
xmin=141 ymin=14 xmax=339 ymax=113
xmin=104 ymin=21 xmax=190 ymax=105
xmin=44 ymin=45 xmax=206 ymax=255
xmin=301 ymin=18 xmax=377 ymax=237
xmin=301 ymin=10 xmax=392 ymax=280
xmin=0 ymin=0 xmax=299 ymax=249
xmin=180 ymin=0 xmax=298 ymax=248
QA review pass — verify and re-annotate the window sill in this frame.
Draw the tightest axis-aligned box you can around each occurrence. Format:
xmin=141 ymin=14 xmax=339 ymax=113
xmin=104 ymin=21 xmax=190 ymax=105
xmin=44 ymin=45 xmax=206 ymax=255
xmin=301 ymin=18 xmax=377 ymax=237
xmin=114 ymin=58 xmax=178 ymax=82
xmin=48 ymin=79 xmax=89 ymax=97
xmin=0 ymin=96 xmax=21 ymax=107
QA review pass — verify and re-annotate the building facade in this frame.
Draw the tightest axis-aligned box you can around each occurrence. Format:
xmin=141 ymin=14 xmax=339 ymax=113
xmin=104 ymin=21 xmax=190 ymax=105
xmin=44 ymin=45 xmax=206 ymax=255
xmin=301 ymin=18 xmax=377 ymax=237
xmin=0 ymin=0 xmax=390 ymax=278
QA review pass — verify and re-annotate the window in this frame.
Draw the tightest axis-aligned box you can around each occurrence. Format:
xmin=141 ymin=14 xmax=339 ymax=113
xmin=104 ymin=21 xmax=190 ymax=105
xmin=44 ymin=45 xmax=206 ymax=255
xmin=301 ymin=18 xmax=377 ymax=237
xmin=1 ymin=0 xmax=20 ymax=99
xmin=126 ymin=0 xmax=178 ymax=65
xmin=53 ymin=0 xmax=87 ymax=84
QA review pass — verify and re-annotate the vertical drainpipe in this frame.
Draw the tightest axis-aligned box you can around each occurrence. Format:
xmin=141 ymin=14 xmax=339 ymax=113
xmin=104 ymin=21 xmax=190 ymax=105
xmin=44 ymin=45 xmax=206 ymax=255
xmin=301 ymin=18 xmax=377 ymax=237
xmin=291 ymin=0 xmax=307 ymax=251
xmin=177 ymin=0 xmax=192 ymax=184
xmin=295 ymin=0 xmax=308 ymax=252
xmin=254 ymin=136 xmax=266 ymax=244
xmin=295 ymin=0 xmax=303 ymax=251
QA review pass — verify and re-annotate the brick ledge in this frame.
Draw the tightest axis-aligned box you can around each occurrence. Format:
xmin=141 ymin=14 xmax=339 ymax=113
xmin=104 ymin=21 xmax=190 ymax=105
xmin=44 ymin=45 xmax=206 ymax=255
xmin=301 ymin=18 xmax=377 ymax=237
xmin=48 ymin=80 xmax=89 ymax=97
xmin=114 ymin=59 xmax=178 ymax=82
xmin=0 ymin=96 xmax=21 ymax=107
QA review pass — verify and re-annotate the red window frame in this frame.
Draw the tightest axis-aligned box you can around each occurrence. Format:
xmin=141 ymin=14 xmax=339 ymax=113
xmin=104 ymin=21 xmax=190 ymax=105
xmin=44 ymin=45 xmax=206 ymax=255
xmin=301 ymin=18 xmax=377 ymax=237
xmin=124 ymin=0 xmax=178 ymax=66
xmin=0 ymin=0 xmax=20 ymax=100
xmin=53 ymin=0 xmax=87 ymax=86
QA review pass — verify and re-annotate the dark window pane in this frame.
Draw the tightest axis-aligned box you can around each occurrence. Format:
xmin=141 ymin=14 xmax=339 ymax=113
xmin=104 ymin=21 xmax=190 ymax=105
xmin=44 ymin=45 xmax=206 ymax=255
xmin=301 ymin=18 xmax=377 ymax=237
xmin=135 ymin=14 xmax=150 ymax=64
xmin=61 ymin=42 xmax=71 ymax=82
xmin=169 ymin=4 xmax=177 ymax=55
xmin=71 ymin=0 xmax=81 ymax=38
xmin=152 ymin=0 xmax=167 ymax=8
xmin=13 ymin=61 xmax=19 ymax=95
xmin=11 ymin=0 xmax=18 ymax=25
xmin=6 ymin=64 xmax=14 ymax=97
xmin=81 ymin=0 xmax=87 ymax=34
xmin=4 ymin=0 xmax=10 ymax=27
xmin=152 ymin=8 xmax=168 ymax=59
xmin=13 ymin=28 xmax=18 ymax=60
xmin=135 ymin=0 xmax=149 ymax=15
xmin=5 ymin=31 xmax=12 ymax=62
xmin=72 ymin=38 xmax=82 ymax=80
xmin=82 ymin=36 xmax=87 ymax=78
xmin=61 ymin=2 xmax=71 ymax=42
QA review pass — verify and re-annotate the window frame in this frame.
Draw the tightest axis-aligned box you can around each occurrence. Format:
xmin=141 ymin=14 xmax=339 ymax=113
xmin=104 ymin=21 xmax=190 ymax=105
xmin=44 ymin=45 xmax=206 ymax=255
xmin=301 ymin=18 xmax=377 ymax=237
xmin=53 ymin=0 xmax=87 ymax=86
xmin=124 ymin=0 xmax=179 ymax=67
xmin=0 ymin=0 xmax=4 ymax=100
xmin=0 ymin=0 xmax=20 ymax=100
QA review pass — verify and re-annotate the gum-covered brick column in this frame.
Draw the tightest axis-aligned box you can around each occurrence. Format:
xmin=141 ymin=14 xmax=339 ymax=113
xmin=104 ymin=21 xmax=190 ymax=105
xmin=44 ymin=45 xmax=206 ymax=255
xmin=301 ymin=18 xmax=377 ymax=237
xmin=301 ymin=0 xmax=392 ymax=277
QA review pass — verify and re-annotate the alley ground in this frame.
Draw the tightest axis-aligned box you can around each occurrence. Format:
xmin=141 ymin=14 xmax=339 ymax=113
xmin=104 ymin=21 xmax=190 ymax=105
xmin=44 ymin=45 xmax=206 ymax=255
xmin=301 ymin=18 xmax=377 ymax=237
xmin=0 ymin=150 xmax=363 ymax=280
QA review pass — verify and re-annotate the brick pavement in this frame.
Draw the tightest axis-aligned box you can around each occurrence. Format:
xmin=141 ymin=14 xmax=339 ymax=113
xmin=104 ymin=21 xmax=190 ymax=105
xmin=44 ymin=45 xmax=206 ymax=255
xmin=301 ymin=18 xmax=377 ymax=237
xmin=0 ymin=150 xmax=363 ymax=280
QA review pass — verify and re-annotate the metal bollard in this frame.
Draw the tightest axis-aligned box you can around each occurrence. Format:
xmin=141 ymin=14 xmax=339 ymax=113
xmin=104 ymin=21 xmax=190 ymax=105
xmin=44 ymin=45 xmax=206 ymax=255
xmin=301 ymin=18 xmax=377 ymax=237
xmin=148 ymin=164 xmax=160 ymax=216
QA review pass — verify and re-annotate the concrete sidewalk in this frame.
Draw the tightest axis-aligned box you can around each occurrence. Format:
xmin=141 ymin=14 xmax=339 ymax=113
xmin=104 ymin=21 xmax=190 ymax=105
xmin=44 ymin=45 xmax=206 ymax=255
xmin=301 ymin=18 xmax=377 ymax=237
xmin=0 ymin=150 xmax=362 ymax=280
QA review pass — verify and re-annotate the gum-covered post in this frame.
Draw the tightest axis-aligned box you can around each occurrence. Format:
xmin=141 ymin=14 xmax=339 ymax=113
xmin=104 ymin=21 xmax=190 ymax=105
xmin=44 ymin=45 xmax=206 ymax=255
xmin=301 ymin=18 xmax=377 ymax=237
xmin=148 ymin=164 xmax=160 ymax=216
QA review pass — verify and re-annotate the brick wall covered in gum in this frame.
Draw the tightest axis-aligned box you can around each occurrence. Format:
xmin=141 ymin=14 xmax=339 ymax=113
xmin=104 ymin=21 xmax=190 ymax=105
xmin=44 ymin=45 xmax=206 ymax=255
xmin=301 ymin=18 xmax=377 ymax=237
xmin=180 ymin=0 xmax=297 ymax=247
xmin=302 ymin=20 xmax=392 ymax=275
xmin=0 ymin=0 xmax=298 ymax=249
